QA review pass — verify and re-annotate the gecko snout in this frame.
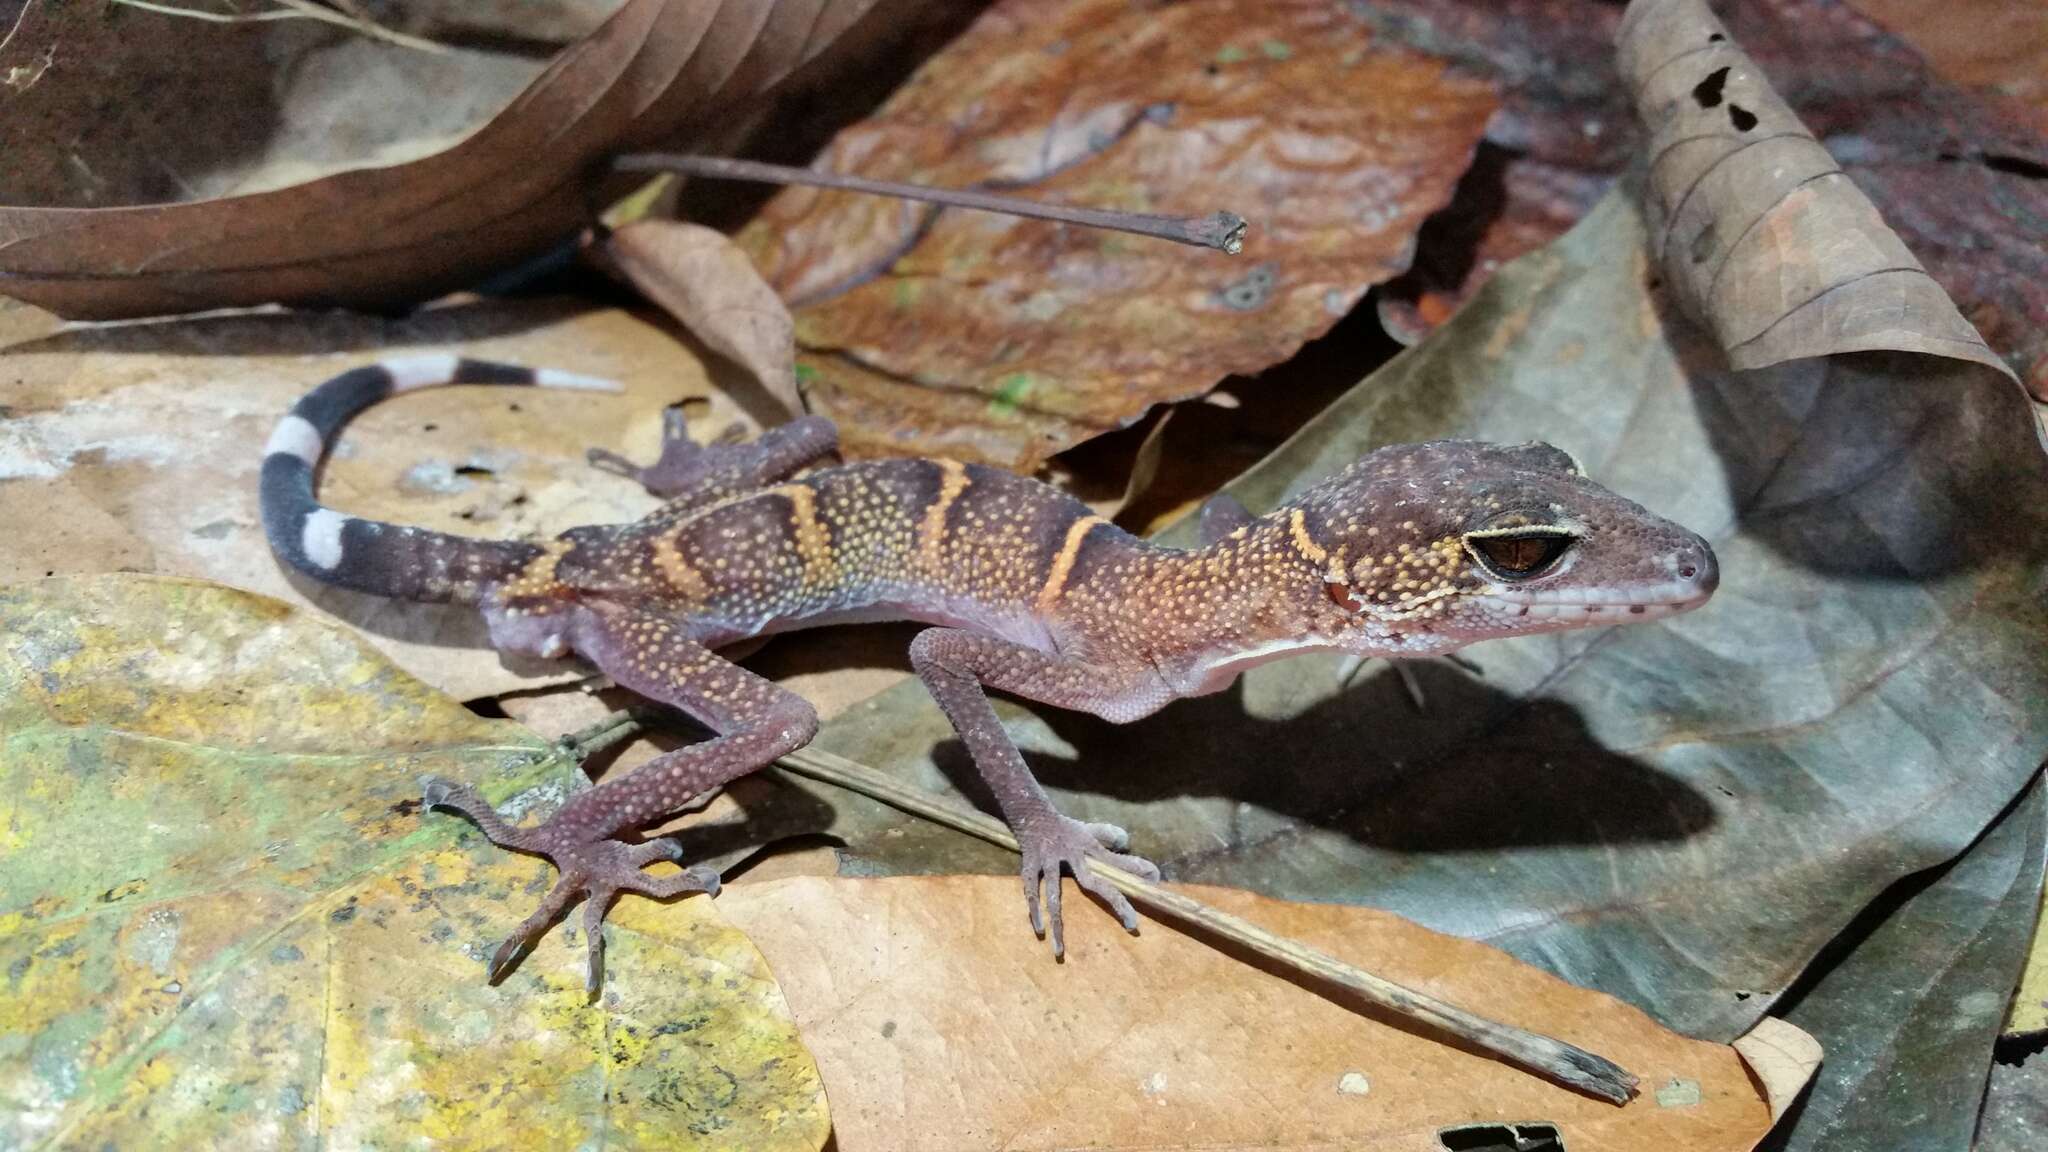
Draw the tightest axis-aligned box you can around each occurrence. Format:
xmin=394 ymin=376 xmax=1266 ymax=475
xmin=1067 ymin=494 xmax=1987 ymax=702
xmin=1670 ymin=537 xmax=1719 ymax=602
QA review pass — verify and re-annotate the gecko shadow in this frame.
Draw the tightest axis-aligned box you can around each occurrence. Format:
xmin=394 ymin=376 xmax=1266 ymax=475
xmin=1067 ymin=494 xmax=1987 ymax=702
xmin=925 ymin=654 xmax=1718 ymax=864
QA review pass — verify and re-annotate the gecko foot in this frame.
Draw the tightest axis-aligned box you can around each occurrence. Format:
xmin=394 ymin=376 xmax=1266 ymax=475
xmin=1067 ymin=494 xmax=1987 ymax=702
xmin=1019 ymin=814 xmax=1161 ymax=960
xmin=587 ymin=406 xmax=747 ymax=498
xmin=421 ymin=777 xmax=722 ymax=996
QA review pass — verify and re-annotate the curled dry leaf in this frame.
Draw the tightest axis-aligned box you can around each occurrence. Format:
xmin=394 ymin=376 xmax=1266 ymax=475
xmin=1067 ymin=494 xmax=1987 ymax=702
xmin=0 ymin=298 xmax=751 ymax=700
xmin=737 ymin=0 xmax=1497 ymax=469
xmin=718 ymin=875 xmax=1778 ymax=1152
xmin=0 ymin=0 xmax=880 ymax=318
xmin=0 ymin=574 xmax=827 ymax=1150
xmin=606 ymin=218 xmax=804 ymax=418
xmin=1618 ymin=0 xmax=2012 ymax=378
xmin=1367 ymin=0 xmax=2048 ymax=396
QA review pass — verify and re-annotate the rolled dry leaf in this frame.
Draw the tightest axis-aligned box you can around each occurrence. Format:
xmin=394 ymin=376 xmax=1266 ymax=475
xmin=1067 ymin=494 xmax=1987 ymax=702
xmin=607 ymin=219 xmax=805 ymax=417
xmin=1616 ymin=0 xmax=2013 ymax=380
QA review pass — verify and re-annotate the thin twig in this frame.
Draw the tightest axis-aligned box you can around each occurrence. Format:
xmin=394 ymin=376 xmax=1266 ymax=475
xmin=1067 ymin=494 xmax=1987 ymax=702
xmin=773 ymin=744 xmax=1640 ymax=1104
xmin=109 ymin=0 xmax=449 ymax=54
xmin=612 ymin=153 xmax=1249 ymax=255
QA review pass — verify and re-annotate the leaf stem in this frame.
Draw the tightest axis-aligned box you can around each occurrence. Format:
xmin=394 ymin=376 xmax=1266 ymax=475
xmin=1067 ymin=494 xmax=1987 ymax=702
xmin=611 ymin=153 xmax=1249 ymax=255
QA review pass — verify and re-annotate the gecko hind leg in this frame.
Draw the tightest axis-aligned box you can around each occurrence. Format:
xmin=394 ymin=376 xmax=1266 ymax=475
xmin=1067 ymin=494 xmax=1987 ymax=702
xmin=589 ymin=408 xmax=837 ymax=505
xmin=421 ymin=779 xmax=720 ymax=987
xmin=429 ymin=603 xmax=818 ymax=994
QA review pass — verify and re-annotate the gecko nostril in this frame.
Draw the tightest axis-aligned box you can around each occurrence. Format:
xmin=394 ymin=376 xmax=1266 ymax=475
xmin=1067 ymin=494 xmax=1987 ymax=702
xmin=1679 ymin=565 xmax=1696 ymax=579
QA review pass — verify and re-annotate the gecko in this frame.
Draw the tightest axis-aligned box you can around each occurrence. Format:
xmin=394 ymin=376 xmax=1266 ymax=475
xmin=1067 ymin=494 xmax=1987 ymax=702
xmin=261 ymin=355 xmax=1719 ymax=990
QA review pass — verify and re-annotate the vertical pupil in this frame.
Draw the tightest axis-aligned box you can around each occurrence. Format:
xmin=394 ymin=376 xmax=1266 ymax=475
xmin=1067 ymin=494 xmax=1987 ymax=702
xmin=1483 ymin=535 xmax=1561 ymax=573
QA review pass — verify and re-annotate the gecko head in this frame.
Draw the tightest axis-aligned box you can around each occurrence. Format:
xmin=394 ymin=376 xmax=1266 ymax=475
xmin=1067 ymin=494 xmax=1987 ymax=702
xmin=1274 ymin=440 xmax=1717 ymax=650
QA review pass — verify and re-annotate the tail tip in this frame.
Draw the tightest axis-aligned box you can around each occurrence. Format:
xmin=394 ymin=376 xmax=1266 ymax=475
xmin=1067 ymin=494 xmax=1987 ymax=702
xmin=535 ymin=367 xmax=625 ymax=393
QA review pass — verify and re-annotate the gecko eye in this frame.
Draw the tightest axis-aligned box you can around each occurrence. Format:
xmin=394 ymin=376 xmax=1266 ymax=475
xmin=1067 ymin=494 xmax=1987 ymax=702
xmin=1466 ymin=530 xmax=1575 ymax=581
xmin=1326 ymin=581 xmax=1366 ymax=613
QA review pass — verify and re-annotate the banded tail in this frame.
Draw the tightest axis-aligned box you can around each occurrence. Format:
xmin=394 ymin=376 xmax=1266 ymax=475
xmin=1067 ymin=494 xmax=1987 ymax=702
xmin=260 ymin=355 xmax=619 ymax=604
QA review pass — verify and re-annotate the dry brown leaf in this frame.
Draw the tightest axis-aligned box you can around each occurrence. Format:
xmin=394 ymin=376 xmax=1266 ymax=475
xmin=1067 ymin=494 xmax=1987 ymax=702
xmin=0 ymin=0 xmax=880 ymax=319
xmin=606 ymin=218 xmax=804 ymax=418
xmin=1618 ymin=0 xmax=2013 ymax=379
xmin=736 ymin=0 xmax=1497 ymax=469
xmin=720 ymin=875 xmax=1779 ymax=1151
xmin=0 ymin=298 xmax=749 ymax=699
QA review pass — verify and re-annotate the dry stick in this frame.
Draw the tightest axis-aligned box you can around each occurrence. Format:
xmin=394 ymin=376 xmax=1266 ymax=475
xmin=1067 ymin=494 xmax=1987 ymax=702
xmin=772 ymin=744 xmax=1640 ymax=1105
xmin=613 ymin=153 xmax=1249 ymax=255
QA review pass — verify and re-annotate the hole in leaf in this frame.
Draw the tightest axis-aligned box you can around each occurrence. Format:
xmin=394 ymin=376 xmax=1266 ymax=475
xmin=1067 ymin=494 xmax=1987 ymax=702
xmin=1692 ymin=66 xmax=1729 ymax=108
xmin=1439 ymin=1123 xmax=1565 ymax=1152
xmin=1729 ymin=104 xmax=1757 ymax=131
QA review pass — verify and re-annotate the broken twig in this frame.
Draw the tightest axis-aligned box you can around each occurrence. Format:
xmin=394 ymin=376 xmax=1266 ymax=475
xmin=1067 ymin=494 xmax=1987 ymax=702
xmin=612 ymin=153 xmax=1248 ymax=255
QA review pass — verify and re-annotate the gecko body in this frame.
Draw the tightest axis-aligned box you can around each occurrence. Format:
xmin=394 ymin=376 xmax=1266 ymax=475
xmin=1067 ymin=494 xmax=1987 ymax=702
xmin=263 ymin=356 xmax=1718 ymax=988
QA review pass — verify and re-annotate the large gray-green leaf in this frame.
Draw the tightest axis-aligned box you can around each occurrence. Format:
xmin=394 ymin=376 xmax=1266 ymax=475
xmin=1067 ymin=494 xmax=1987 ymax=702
xmin=1761 ymin=775 xmax=2045 ymax=1151
xmin=797 ymin=187 xmax=2048 ymax=1041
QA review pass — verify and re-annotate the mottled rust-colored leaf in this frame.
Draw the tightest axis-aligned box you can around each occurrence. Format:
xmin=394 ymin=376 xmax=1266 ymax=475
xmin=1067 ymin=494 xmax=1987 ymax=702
xmin=0 ymin=575 xmax=826 ymax=1150
xmin=0 ymin=0 xmax=879 ymax=318
xmin=736 ymin=0 xmax=1497 ymax=469
xmin=720 ymin=876 xmax=1779 ymax=1152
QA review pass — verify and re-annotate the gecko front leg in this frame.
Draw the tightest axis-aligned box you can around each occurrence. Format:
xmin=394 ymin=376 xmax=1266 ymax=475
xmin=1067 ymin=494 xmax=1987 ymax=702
xmin=908 ymin=628 xmax=1167 ymax=957
xmin=589 ymin=408 xmax=837 ymax=512
xmin=427 ymin=602 xmax=817 ymax=992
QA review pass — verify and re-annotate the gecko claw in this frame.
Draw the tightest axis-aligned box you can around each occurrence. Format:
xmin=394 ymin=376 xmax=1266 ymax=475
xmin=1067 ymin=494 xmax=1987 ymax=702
xmin=1019 ymin=814 xmax=1158 ymax=959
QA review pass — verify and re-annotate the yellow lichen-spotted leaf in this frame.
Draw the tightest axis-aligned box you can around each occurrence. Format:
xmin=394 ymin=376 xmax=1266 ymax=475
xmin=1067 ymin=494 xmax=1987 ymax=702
xmin=0 ymin=575 xmax=827 ymax=1151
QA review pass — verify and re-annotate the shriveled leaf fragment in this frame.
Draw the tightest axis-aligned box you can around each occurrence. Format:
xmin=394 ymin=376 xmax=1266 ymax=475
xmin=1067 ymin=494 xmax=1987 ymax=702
xmin=1760 ymin=777 xmax=2046 ymax=1152
xmin=797 ymin=187 xmax=2048 ymax=1044
xmin=607 ymin=219 xmax=804 ymax=417
xmin=0 ymin=298 xmax=748 ymax=700
xmin=0 ymin=0 xmax=881 ymax=318
xmin=1730 ymin=1020 xmax=1823 ymax=1123
xmin=737 ymin=0 xmax=1497 ymax=468
xmin=719 ymin=876 xmax=1775 ymax=1152
xmin=0 ymin=575 xmax=827 ymax=1151
xmin=1618 ymin=0 xmax=2010 ymax=378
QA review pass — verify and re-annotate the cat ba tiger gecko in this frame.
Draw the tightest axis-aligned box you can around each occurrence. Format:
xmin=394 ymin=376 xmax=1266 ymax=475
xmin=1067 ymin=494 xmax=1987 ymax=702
xmin=262 ymin=355 xmax=1718 ymax=989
